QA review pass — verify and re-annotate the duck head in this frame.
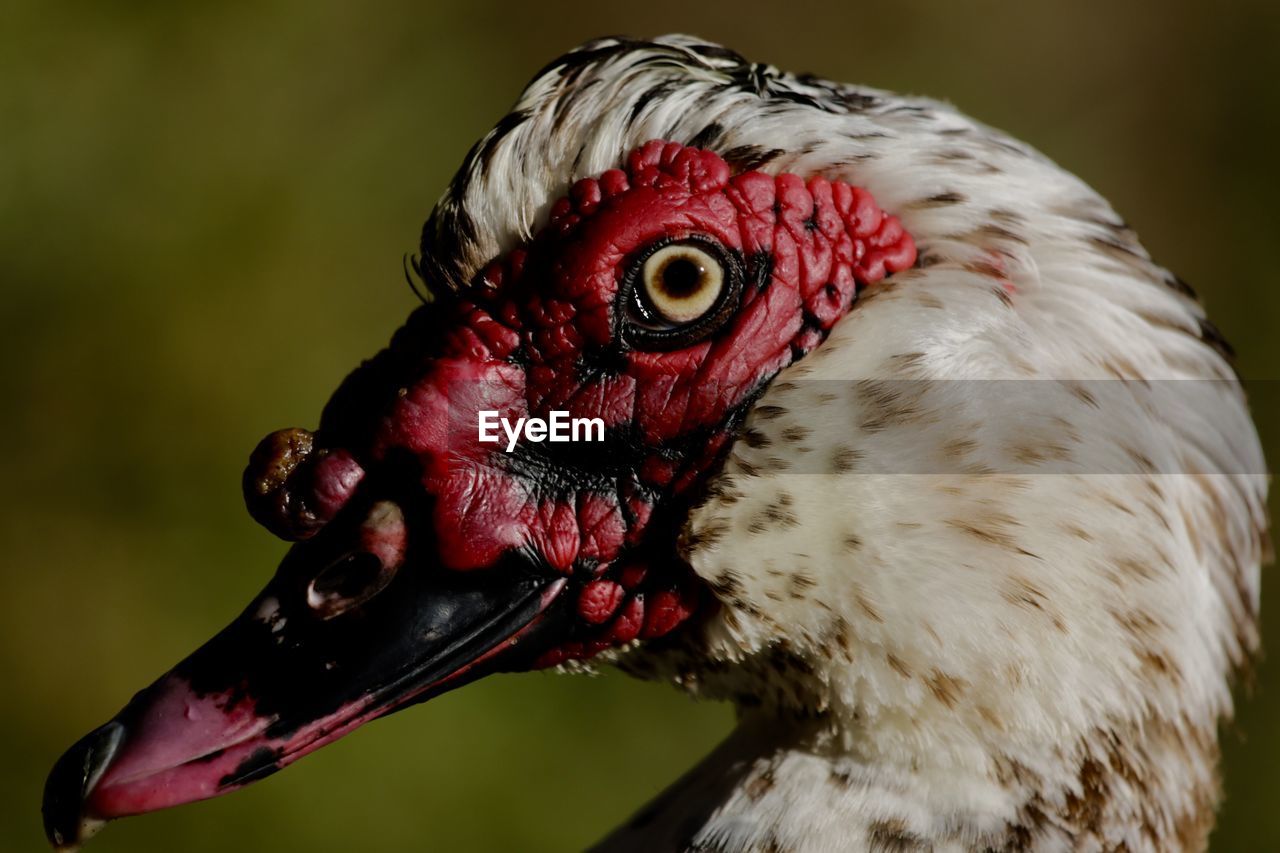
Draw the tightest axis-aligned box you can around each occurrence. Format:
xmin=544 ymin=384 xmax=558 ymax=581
xmin=45 ymin=35 xmax=1269 ymax=851
xmin=43 ymin=130 xmax=914 ymax=848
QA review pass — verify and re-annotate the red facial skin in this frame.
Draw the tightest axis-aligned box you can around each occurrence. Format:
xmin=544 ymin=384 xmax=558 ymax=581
xmin=45 ymin=142 xmax=916 ymax=846
xmin=259 ymin=139 xmax=916 ymax=667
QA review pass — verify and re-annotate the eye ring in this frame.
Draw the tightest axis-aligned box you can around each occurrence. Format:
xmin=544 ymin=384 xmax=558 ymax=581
xmin=620 ymin=236 xmax=744 ymax=351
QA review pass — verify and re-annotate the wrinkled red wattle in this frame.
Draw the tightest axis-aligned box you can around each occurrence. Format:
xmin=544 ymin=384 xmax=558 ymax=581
xmin=294 ymin=140 xmax=915 ymax=666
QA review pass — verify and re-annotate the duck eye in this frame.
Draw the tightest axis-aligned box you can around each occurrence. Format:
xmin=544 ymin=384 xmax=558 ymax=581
xmin=624 ymin=238 xmax=742 ymax=349
xmin=641 ymin=244 xmax=723 ymax=324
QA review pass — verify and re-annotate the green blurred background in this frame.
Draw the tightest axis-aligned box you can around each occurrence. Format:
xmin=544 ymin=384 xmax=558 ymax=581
xmin=2 ymin=1 xmax=1277 ymax=850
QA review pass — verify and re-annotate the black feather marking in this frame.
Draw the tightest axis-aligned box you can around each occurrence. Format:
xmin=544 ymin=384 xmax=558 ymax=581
xmin=477 ymin=109 xmax=530 ymax=174
xmin=722 ymin=145 xmax=784 ymax=173
xmin=403 ymin=253 xmax=430 ymax=304
xmin=1199 ymin=317 xmax=1236 ymax=361
xmin=629 ymin=80 xmax=678 ymax=124
xmin=688 ymin=122 xmax=724 ymax=149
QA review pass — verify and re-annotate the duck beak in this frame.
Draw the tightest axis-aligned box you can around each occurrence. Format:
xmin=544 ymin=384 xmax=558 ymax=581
xmin=41 ymin=535 xmax=568 ymax=850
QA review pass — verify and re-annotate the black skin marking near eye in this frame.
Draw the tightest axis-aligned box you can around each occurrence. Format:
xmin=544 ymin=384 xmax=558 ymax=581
xmin=748 ymin=252 xmax=773 ymax=292
xmin=574 ymin=344 xmax=630 ymax=381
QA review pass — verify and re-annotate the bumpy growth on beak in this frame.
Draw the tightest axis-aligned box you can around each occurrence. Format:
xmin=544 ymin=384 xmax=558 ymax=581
xmin=43 ymin=139 xmax=914 ymax=848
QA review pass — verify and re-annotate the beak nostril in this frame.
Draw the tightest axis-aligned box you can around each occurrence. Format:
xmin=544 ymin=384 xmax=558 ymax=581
xmin=306 ymin=500 xmax=406 ymax=620
xmin=307 ymin=552 xmax=395 ymax=619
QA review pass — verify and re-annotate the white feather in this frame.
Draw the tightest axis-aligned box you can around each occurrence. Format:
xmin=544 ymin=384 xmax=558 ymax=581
xmin=435 ymin=36 xmax=1268 ymax=852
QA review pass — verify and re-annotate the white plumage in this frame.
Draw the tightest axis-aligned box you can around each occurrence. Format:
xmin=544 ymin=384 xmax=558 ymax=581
xmin=424 ymin=35 xmax=1270 ymax=851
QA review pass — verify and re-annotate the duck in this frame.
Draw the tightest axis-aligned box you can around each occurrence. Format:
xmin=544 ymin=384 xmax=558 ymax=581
xmin=44 ymin=34 xmax=1269 ymax=852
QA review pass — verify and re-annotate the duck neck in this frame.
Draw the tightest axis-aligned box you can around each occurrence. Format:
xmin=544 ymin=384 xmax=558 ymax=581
xmin=591 ymin=706 xmax=1218 ymax=852
xmin=590 ymin=711 xmax=997 ymax=852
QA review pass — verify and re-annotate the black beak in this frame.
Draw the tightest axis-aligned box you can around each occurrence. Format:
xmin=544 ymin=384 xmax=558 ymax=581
xmin=41 ymin=511 xmax=568 ymax=849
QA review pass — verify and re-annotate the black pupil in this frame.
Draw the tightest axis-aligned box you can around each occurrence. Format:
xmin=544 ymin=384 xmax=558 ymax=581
xmin=314 ymin=552 xmax=384 ymax=600
xmin=659 ymin=256 xmax=705 ymax=298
